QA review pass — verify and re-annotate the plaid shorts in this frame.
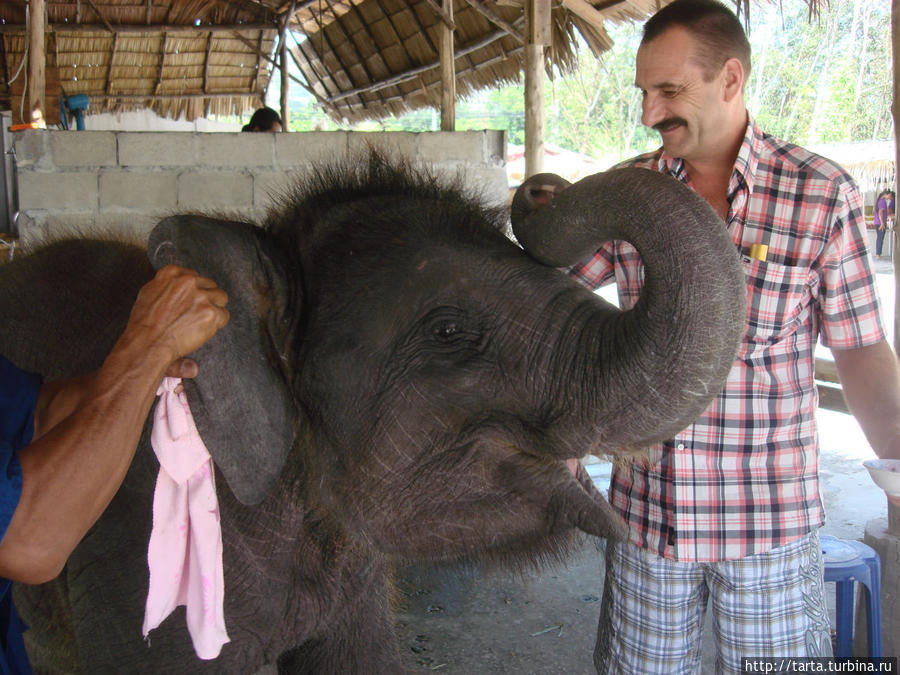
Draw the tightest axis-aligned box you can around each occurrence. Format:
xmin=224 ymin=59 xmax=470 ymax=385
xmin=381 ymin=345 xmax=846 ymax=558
xmin=594 ymin=530 xmax=832 ymax=674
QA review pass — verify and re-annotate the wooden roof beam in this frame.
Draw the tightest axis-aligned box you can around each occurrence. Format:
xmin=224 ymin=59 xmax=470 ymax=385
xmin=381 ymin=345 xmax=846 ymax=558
xmin=83 ymin=92 xmax=275 ymax=101
xmin=422 ymin=0 xmax=455 ymax=30
xmin=461 ymin=0 xmax=523 ymax=42
xmin=253 ymin=30 xmax=264 ymax=93
xmin=345 ymin=0 xmax=395 ymax=77
xmin=154 ymin=33 xmax=167 ymax=96
xmin=402 ymin=0 xmax=439 ymax=56
xmin=278 ymin=1 xmax=297 ymax=59
xmin=288 ymin=36 xmax=333 ymax=97
xmin=84 ymin=0 xmax=115 ymax=33
xmin=325 ymin=20 xmax=523 ymax=103
xmin=203 ymin=32 xmax=213 ymax=93
xmin=292 ymin=0 xmax=320 ymax=13
xmin=105 ymin=32 xmax=118 ymax=95
xmin=231 ymin=28 xmax=329 ymax=107
xmin=218 ymin=0 xmax=276 ymax=23
xmin=337 ymin=41 xmax=520 ymax=114
xmin=370 ymin=0 xmax=419 ymax=70
xmin=0 ymin=23 xmax=278 ymax=34
xmin=288 ymin=36 xmax=344 ymax=119
xmin=558 ymin=0 xmax=608 ymax=32
xmin=322 ymin=0 xmax=385 ymax=104
xmin=308 ymin=4 xmax=369 ymax=110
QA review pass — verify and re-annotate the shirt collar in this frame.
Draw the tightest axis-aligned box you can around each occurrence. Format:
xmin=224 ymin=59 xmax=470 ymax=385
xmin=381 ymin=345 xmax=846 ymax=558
xmin=730 ymin=116 xmax=761 ymax=199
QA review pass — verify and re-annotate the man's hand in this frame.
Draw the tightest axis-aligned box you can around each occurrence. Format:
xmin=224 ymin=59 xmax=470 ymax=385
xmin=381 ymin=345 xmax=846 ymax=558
xmin=119 ymin=265 xmax=230 ymax=377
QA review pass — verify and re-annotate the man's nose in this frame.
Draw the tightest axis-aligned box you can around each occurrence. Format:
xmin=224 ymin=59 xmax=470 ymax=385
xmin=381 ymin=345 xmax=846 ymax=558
xmin=641 ymin=95 xmax=662 ymax=128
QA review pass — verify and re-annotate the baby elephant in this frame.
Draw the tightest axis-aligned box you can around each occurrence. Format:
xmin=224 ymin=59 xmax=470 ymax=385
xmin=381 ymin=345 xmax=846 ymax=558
xmin=0 ymin=153 xmax=743 ymax=673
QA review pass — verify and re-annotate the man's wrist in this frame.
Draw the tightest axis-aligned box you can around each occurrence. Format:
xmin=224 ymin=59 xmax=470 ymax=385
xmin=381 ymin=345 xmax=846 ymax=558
xmin=102 ymin=332 xmax=175 ymax=388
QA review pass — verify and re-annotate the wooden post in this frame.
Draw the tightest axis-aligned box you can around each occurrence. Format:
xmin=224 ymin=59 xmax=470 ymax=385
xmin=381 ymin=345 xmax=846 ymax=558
xmin=440 ymin=0 xmax=455 ymax=131
xmin=893 ymin=0 xmax=900 ymax=350
xmin=280 ymin=40 xmax=289 ymax=131
xmin=525 ymin=0 xmax=550 ymax=178
xmin=279 ymin=3 xmax=295 ymax=132
xmin=27 ymin=0 xmax=46 ymax=124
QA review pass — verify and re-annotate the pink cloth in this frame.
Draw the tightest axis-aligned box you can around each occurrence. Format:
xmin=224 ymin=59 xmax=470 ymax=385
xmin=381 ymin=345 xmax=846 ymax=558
xmin=143 ymin=377 xmax=229 ymax=659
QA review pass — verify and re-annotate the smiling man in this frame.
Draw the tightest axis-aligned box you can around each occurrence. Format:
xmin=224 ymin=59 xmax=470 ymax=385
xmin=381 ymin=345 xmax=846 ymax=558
xmin=568 ymin=1 xmax=900 ymax=673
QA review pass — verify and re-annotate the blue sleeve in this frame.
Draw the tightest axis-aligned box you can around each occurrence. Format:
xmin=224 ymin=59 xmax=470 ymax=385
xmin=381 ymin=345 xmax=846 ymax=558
xmin=0 ymin=442 xmax=22 ymax=544
xmin=0 ymin=355 xmax=41 ymax=543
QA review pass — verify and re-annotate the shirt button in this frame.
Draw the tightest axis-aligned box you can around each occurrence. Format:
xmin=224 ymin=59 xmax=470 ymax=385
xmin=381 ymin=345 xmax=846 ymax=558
xmin=677 ymin=443 xmax=685 ymax=451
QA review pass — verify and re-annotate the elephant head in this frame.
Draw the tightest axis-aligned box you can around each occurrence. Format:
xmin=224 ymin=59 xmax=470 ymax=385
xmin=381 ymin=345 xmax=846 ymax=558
xmin=147 ymin=154 xmax=744 ymax=566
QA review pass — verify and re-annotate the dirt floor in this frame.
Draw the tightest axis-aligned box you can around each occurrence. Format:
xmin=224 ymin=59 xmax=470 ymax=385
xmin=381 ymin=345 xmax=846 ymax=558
xmin=394 ymin=539 xmax=605 ymax=674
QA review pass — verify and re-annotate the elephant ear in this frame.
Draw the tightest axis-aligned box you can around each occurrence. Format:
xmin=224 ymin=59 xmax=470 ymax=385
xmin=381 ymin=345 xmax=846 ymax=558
xmin=148 ymin=215 xmax=298 ymax=505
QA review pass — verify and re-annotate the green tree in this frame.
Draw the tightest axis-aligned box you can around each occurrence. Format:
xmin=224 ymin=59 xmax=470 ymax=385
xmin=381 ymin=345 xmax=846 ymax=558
xmin=744 ymin=0 xmax=892 ymax=145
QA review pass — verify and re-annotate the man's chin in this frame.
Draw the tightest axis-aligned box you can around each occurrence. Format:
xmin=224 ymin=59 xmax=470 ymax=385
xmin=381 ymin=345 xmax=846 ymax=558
xmin=659 ymin=128 xmax=692 ymax=156
xmin=660 ymin=138 xmax=685 ymax=157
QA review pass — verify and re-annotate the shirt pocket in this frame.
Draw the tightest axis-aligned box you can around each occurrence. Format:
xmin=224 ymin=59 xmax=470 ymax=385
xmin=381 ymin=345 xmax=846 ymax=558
xmin=742 ymin=257 xmax=812 ymax=343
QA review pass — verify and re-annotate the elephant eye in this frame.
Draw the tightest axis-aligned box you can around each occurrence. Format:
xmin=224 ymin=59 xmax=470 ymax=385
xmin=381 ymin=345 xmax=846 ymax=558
xmin=396 ymin=306 xmax=485 ymax=372
xmin=433 ymin=320 xmax=460 ymax=340
xmin=424 ymin=307 xmax=481 ymax=347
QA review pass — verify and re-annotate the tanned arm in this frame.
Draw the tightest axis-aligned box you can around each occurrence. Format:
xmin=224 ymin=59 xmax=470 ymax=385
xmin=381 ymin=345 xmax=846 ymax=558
xmin=0 ymin=265 xmax=229 ymax=584
xmin=832 ymin=340 xmax=900 ymax=506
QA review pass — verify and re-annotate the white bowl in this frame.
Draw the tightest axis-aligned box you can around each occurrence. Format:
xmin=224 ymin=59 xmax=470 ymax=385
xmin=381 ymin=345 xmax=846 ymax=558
xmin=863 ymin=459 xmax=900 ymax=497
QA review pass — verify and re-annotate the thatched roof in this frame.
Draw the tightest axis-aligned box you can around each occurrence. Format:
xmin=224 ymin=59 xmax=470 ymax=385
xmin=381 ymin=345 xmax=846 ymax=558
xmin=290 ymin=0 xmax=671 ymax=123
xmin=1 ymin=1 xmax=281 ymax=123
xmin=810 ymin=140 xmax=896 ymax=194
xmin=0 ymin=0 xmax=828 ymax=125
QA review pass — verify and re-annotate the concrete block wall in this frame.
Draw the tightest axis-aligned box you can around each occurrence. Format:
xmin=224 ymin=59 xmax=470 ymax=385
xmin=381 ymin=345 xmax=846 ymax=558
xmin=10 ymin=129 xmax=508 ymax=248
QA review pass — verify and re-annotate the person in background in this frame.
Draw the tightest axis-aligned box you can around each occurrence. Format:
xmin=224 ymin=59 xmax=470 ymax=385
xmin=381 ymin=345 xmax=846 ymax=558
xmin=874 ymin=188 xmax=895 ymax=258
xmin=242 ymin=106 xmax=283 ymax=132
xmin=0 ymin=266 xmax=229 ymax=674
xmin=564 ymin=1 xmax=900 ymax=672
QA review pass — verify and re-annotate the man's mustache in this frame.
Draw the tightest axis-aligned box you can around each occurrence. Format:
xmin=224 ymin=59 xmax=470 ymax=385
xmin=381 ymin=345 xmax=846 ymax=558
xmin=653 ymin=117 xmax=688 ymax=133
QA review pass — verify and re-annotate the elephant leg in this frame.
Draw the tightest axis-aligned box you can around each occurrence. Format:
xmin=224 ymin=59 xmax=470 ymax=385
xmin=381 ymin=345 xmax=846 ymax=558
xmin=276 ymin=574 xmax=402 ymax=675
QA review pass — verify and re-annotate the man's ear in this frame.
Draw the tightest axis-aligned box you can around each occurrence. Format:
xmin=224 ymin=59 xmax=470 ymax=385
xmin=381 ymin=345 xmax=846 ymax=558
xmin=722 ymin=57 xmax=744 ymax=102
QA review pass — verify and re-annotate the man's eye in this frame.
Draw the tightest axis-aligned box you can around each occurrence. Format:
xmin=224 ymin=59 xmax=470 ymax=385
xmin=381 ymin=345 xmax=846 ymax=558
xmin=663 ymin=89 xmax=679 ymax=98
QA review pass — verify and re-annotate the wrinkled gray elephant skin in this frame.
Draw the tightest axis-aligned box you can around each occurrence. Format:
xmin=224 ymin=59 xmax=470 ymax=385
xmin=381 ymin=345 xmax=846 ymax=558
xmin=0 ymin=154 xmax=744 ymax=674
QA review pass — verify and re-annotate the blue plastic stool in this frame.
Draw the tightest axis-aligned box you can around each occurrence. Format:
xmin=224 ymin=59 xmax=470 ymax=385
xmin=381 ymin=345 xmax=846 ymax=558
xmin=820 ymin=535 xmax=882 ymax=657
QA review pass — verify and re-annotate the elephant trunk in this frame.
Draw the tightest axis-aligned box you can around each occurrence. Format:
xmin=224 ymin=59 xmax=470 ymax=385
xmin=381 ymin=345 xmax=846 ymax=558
xmin=512 ymin=168 xmax=746 ymax=454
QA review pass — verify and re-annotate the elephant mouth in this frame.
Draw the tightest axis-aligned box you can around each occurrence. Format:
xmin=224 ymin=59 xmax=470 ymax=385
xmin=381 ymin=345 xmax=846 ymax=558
xmin=445 ymin=418 xmax=629 ymax=543
xmin=551 ymin=457 xmax=628 ymax=542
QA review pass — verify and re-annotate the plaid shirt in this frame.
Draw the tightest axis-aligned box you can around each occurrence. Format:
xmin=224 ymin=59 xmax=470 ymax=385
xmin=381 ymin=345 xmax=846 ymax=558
xmin=570 ymin=118 xmax=886 ymax=562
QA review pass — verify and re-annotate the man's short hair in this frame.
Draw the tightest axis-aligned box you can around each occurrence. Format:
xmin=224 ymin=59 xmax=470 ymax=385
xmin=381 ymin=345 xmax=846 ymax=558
xmin=643 ymin=0 xmax=751 ymax=82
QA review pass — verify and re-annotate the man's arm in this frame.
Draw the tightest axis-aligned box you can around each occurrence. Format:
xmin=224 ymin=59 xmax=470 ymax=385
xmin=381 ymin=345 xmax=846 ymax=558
xmin=0 ymin=265 xmax=229 ymax=584
xmin=833 ymin=340 xmax=900 ymax=504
